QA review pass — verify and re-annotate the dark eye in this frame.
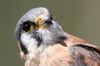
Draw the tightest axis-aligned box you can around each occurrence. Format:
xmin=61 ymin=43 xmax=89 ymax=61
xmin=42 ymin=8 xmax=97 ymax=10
xmin=22 ymin=22 xmax=35 ymax=32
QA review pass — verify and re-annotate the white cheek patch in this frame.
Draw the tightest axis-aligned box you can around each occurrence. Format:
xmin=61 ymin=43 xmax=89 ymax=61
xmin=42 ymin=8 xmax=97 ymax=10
xmin=20 ymin=33 xmax=39 ymax=59
xmin=21 ymin=33 xmax=37 ymax=48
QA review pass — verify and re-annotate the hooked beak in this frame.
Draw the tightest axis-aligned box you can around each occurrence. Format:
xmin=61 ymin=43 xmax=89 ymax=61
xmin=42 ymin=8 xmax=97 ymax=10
xmin=37 ymin=14 xmax=52 ymax=28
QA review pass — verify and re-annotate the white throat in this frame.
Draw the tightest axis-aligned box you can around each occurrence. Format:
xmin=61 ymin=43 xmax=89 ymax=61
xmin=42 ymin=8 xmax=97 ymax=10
xmin=20 ymin=33 xmax=45 ymax=59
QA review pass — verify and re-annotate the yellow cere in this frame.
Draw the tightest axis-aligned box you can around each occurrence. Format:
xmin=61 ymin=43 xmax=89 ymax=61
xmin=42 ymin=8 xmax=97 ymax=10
xmin=37 ymin=14 xmax=48 ymax=28
xmin=37 ymin=17 xmax=43 ymax=23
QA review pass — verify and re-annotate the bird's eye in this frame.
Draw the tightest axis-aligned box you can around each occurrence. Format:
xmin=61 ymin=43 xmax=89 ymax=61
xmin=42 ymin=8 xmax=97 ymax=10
xmin=22 ymin=22 xmax=35 ymax=32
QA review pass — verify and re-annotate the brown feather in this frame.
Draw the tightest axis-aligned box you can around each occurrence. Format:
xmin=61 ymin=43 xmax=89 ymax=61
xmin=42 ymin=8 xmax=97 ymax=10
xmin=18 ymin=34 xmax=100 ymax=66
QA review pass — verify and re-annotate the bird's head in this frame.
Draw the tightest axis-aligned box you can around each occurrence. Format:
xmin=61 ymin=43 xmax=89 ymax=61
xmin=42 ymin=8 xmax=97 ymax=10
xmin=14 ymin=7 xmax=66 ymax=59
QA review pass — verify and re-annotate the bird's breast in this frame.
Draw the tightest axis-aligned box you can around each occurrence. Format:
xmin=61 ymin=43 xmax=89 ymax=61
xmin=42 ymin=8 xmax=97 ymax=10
xmin=25 ymin=44 xmax=75 ymax=66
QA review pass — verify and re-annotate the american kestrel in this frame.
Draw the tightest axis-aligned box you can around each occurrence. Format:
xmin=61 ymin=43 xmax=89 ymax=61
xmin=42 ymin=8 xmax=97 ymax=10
xmin=14 ymin=7 xmax=100 ymax=66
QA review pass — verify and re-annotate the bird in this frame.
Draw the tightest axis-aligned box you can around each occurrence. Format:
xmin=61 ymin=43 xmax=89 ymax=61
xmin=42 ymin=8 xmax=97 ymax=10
xmin=14 ymin=7 xmax=100 ymax=66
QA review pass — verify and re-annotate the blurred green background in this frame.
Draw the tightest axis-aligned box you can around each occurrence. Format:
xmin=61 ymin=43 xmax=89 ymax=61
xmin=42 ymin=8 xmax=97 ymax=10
xmin=0 ymin=0 xmax=100 ymax=66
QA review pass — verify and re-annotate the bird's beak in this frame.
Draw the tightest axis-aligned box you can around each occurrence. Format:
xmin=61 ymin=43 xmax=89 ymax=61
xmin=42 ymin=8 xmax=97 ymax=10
xmin=37 ymin=14 xmax=52 ymax=28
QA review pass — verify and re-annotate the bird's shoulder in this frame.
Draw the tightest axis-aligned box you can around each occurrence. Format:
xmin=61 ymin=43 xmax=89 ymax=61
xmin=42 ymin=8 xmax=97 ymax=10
xmin=64 ymin=34 xmax=100 ymax=66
